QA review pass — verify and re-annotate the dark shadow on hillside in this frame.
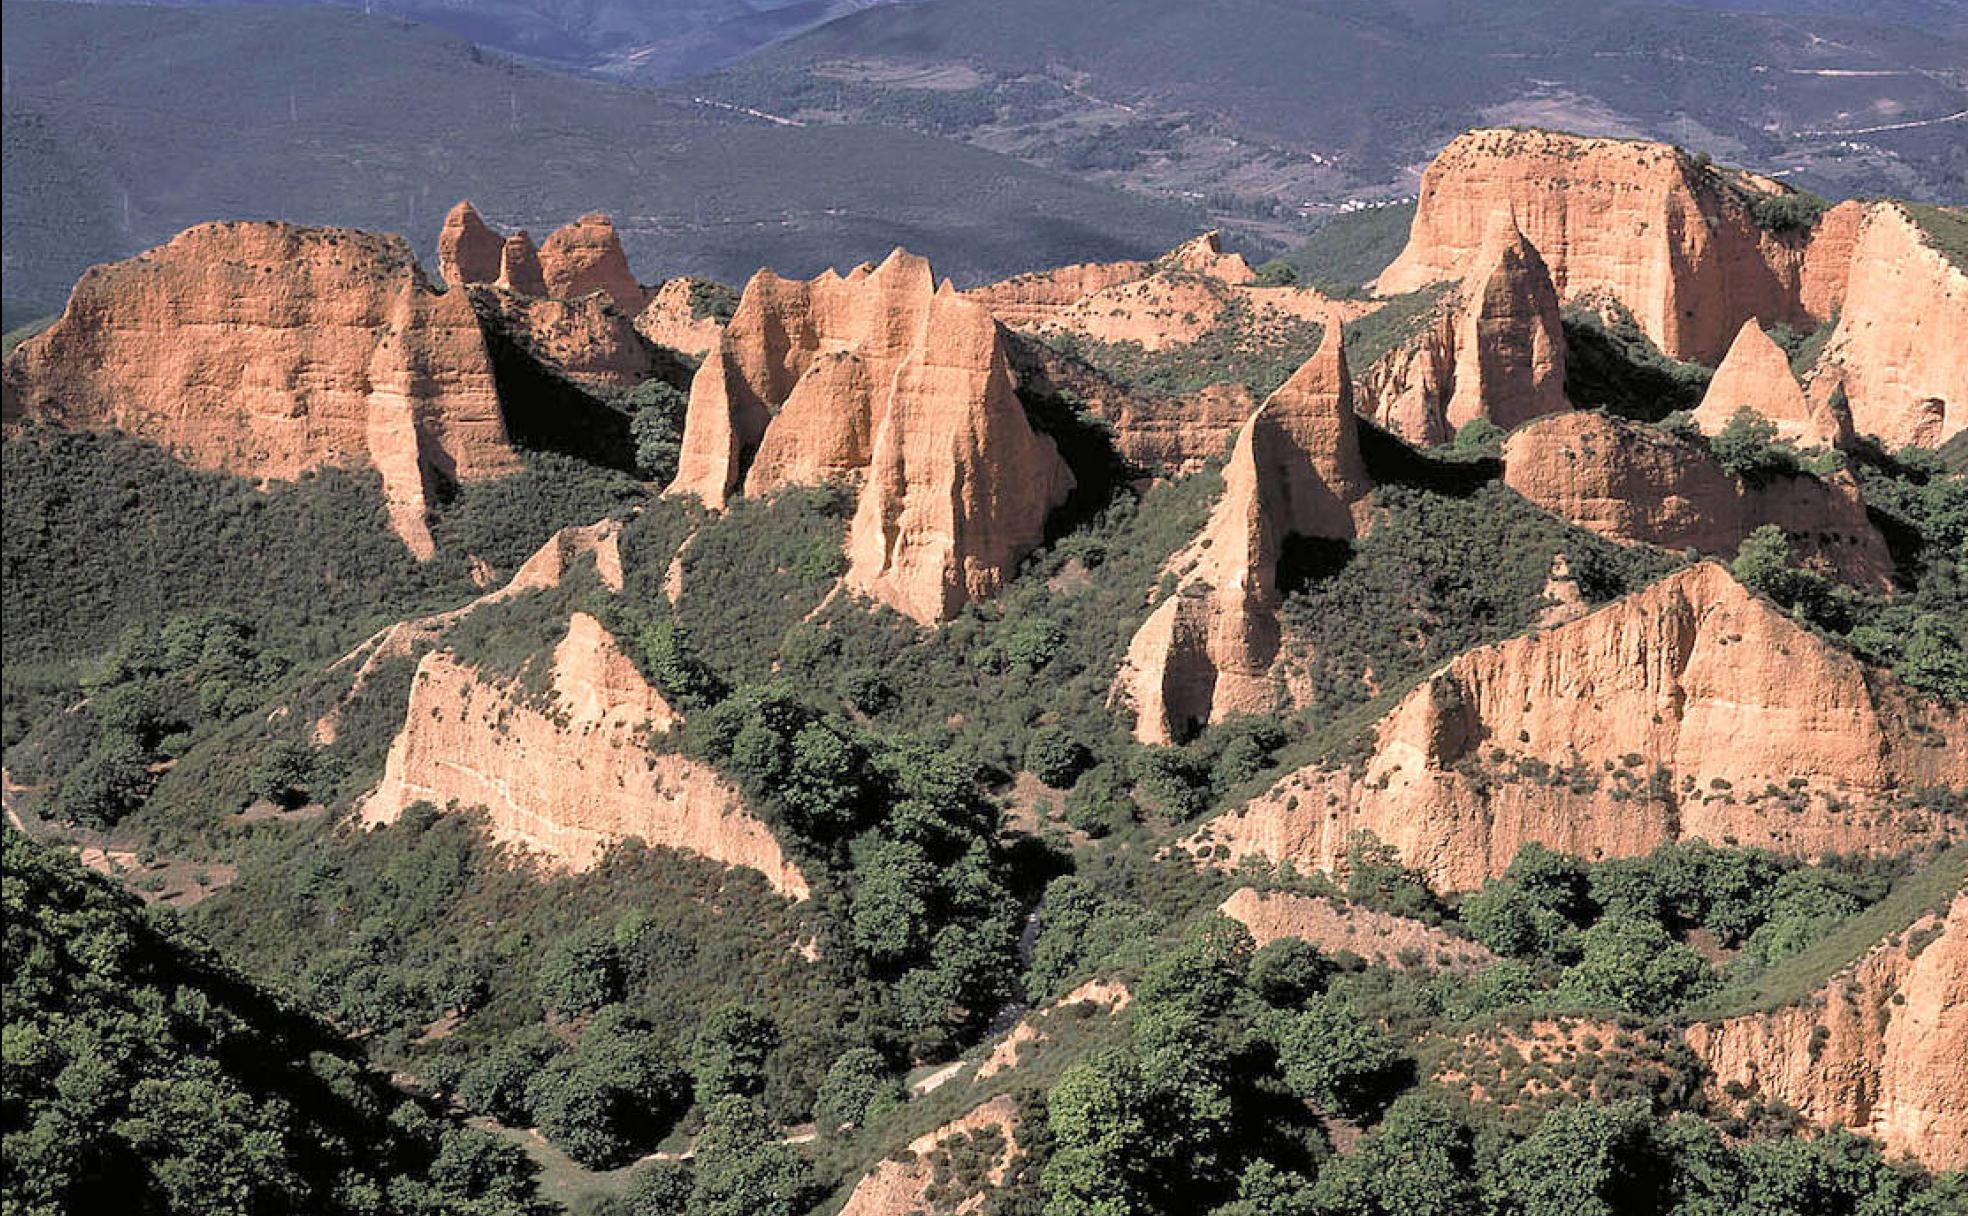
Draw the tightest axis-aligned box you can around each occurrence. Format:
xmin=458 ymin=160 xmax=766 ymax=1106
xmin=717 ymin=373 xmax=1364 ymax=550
xmin=1276 ymin=535 xmax=1356 ymax=599
xmin=1016 ymin=385 xmax=1136 ymax=546
xmin=1357 ymin=420 xmax=1497 ymax=495
xmin=1561 ymin=309 xmax=1711 ymax=422
xmin=479 ymin=324 xmax=637 ymax=472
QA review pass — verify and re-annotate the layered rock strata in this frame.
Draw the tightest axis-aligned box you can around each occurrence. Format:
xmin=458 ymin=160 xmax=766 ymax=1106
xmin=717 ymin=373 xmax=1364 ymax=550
xmin=1502 ymin=412 xmax=1892 ymax=589
xmin=359 ymin=611 xmax=808 ymax=897
xmin=1377 ymin=129 xmax=1818 ymax=363
xmin=1 ymin=221 xmax=518 ymax=558
xmin=1115 ymin=332 xmax=1373 ymax=743
xmin=1685 ymin=890 xmax=1967 ymax=1170
xmin=1360 ymin=218 xmax=1569 ymax=445
xmin=666 ymin=249 xmax=1074 ymax=623
xmin=1185 ymin=563 xmax=1968 ymax=891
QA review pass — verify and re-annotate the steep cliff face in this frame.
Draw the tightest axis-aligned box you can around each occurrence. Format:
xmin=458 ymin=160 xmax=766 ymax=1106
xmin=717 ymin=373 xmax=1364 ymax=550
xmin=359 ymin=612 xmax=808 ymax=897
xmin=1186 ymin=563 xmax=1968 ymax=892
xmin=495 ymin=231 xmax=549 ymax=297
xmin=1693 ymin=319 xmax=1852 ymax=449
xmin=838 ymin=1095 xmax=1023 ymax=1216
xmin=1502 ymin=412 xmax=1891 ymax=589
xmin=1218 ymin=888 xmax=1496 ymax=971
xmin=1376 ymin=129 xmax=1812 ymax=364
xmin=1806 ymin=204 xmax=1967 ymax=449
xmin=1360 ymin=219 xmax=1568 ymax=446
xmin=438 ymin=201 xmax=503 ymax=288
xmin=666 ymin=249 xmax=1074 ymax=624
xmin=1 ymin=221 xmax=518 ymax=558
xmin=1685 ymin=890 xmax=1968 ymax=1170
xmin=538 ymin=213 xmax=646 ymax=313
xmin=1115 ymin=332 xmax=1373 ymax=743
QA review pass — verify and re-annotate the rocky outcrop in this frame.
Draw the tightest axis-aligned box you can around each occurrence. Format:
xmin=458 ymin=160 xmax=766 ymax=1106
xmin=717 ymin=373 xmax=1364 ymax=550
xmin=1360 ymin=218 xmax=1568 ymax=446
xmin=1 ymin=221 xmax=518 ymax=558
xmin=633 ymin=278 xmax=727 ymax=357
xmin=1115 ymin=332 xmax=1373 ymax=743
xmin=838 ymin=1096 xmax=1023 ymax=1216
xmin=964 ymin=258 xmax=1154 ymax=328
xmin=496 ymin=232 xmax=548 ymax=297
xmin=1377 ymin=129 xmax=1815 ymax=364
xmin=438 ymin=201 xmax=503 ymax=289
xmin=1685 ymin=889 xmax=1967 ymax=1170
xmin=1185 ymin=563 xmax=1968 ymax=892
xmin=1219 ymin=888 xmax=1496 ymax=971
xmin=1804 ymin=204 xmax=1966 ymax=449
xmin=468 ymin=287 xmax=654 ymax=388
xmin=359 ymin=612 xmax=808 ymax=897
xmin=313 ymin=518 xmax=626 ymax=746
xmin=1502 ymin=412 xmax=1891 ymax=589
xmin=666 ymin=249 xmax=1074 ymax=624
xmin=1163 ymin=230 xmax=1257 ymax=283
xmin=1694 ymin=319 xmax=1851 ymax=449
xmin=538 ymin=213 xmax=646 ymax=313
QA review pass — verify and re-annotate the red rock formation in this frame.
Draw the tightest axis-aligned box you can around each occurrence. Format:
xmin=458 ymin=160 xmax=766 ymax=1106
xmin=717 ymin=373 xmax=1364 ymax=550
xmin=1163 ymin=230 xmax=1257 ymax=283
xmin=496 ymin=232 xmax=548 ymax=297
xmin=359 ymin=611 xmax=809 ymax=897
xmin=469 ymin=287 xmax=652 ymax=387
xmin=539 ymin=213 xmax=645 ymax=312
xmin=1361 ymin=218 xmax=1568 ymax=445
xmin=838 ymin=1096 xmax=1023 ymax=1216
xmin=1218 ymin=888 xmax=1496 ymax=971
xmin=633 ymin=278 xmax=727 ymax=357
xmin=963 ymin=257 xmax=1154 ymax=327
xmin=1502 ymin=412 xmax=1891 ymax=589
xmin=1185 ymin=563 xmax=1968 ymax=892
xmin=1686 ymin=889 xmax=1967 ymax=1170
xmin=2 ymin=221 xmax=518 ymax=557
xmin=1377 ymin=129 xmax=1814 ymax=363
xmin=1115 ymin=331 xmax=1373 ymax=742
xmin=1694 ymin=319 xmax=1852 ymax=449
xmin=438 ymin=201 xmax=503 ymax=288
xmin=1804 ymin=203 xmax=1966 ymax=449
xmin=666 ymin=249 xmax=1074 ymax=624
xmin=1799 ymin=200 xmax=1870 ymax=320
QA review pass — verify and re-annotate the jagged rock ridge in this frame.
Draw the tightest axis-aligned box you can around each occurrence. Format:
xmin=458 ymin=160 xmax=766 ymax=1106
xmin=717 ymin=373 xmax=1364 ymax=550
xmin=667 ymin=248 xmax=1074 ymax=624
xmin=359 ymin=610 xmax=809 ymax=898
xmin=1114 ymin=330 xmax=1372 ymax=743
xmin=1186 ymin=563 xmax=1968 ymax=891
xmin=1 ymin=220 xmax=518 ymax=558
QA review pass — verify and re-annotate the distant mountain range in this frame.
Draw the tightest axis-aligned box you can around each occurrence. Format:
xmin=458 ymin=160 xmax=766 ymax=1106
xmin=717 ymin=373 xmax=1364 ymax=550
xmin=690 ymin=0 xmax=1968 ymax=225
xmin=1 ymin=2 xmax=1200 ymax=314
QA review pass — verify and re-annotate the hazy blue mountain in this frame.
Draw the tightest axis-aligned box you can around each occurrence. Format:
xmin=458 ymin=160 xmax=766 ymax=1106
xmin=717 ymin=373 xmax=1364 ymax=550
xmin=2 ymin=2 xmax=1204 ymax=314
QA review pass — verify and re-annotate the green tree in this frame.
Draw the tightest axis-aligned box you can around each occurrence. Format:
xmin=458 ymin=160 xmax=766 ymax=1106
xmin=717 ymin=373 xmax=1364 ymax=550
xmin=1453 ymin=417 xmax=1506 ymax=453
xmin=536 ymin=929 xmax=624 ymax=1020
xmin=1270 ymin=994 xmax=1406 ymax=1120
xmin=1558 ymin=915 xmax=1716 ymax=1016
xmin=528 ymin=1008 xmax=689 ymax=1169
xmin=1488 ymin=1100 xmax=1673 ymax=1216
xmin=814 ymin=1047 xmax=900 ymax=1136
xmin=690 ymin=1006 xmax=779 ymax=1105
xmin=1308 ymin=1091 xmax=1480 ymax=1216
xmin=688 ymin=1097 xmax=818 ymax=1216
xmin=1026 ymin=726 xmax=1092 ymax=789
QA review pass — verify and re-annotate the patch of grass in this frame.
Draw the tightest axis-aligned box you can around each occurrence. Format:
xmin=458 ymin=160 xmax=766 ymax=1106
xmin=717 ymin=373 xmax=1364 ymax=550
xmin=1903 ymin=203 xmax=1968 ymax=275
xmin=1283 ymin=204 xmax=1417 ymax=295
xmin=1681 ymin=844 xmax=1967 ymax=1020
